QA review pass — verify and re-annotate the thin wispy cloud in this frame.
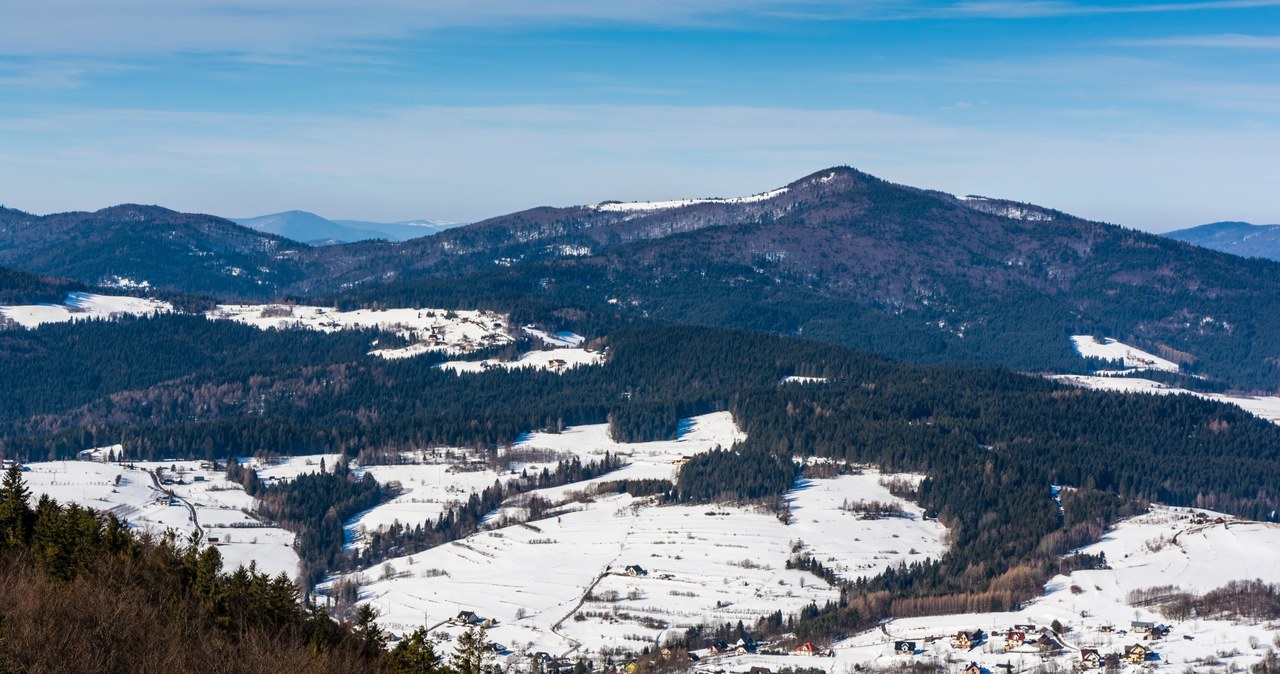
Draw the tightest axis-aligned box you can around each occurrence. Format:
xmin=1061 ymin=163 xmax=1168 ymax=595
xmin=947 ymin=0 xmax=1280 ymax=19
xmin=1115 ymin=33 xmax=1280 ymax=48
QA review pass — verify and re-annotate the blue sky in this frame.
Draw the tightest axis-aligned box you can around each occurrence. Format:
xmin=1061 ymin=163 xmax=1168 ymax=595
xmin=2 ymin=1 xmax=1278 ymax=230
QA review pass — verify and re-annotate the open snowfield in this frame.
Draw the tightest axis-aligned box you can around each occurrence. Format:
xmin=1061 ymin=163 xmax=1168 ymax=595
xmin=700 ymin=504 xmax=1280 ymax=674
xmin=207 ymin=304 xmax=513 ymax=358
xmin=329 ymin=414 xmax=947 ymax=661
xmin=1052 ymin=374 xmax=1280 ymax=424
xmin=22 ymin=459 xmax=300 ymax=578
xmin=524 ymin=327 xmax=586 ymax=348
xmin=1071 ymin=335 xmax=1179 ymax=373
xmin=344 ymin=413 xmax=743 ymax=551
xmin=341 ymin=479 xmax=943 ymax=660
xmin=593 ymin=187 xmax=788 ymax=213
xmin=0 ymin=292 xmax=172 ymax=328
xmin=436 ymin=348 xmax=604 ymax=375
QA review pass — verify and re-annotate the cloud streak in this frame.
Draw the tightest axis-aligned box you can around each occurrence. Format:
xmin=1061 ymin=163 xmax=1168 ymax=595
xmin=4 ymin=1 xmax=1279 ymax=57
xmin=1114 ymin=33 xmax=1280 ymax=48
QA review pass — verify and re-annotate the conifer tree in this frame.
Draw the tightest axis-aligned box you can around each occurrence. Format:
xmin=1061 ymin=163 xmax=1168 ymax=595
xmin=449 ymin=626 xmax=494 ymax=674
xmin=0 ymin=465 xmax=33 ymax=547
xmin=387 ymin=626 xmax=444 ymax=673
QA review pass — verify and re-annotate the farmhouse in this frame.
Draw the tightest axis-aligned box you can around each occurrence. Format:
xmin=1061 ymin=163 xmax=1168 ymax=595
xmin=1078 ymin=649 xmax=1102 ymax=670
xmin=1035 ymin=633 xmax=1063 ymax=653
xmin=708 ymin=641 xmax=730 ymax=655
xmin=793 ymin=642 xmax=817 ymax=656
xmin=453 ymin=610 xmax=482 ymax=626
xmin=1125 ymin=643 xmax=1150 ymax=664
xmin=623 ymin=564 xmax=647 ymax=577
xmin=952 ymin=630 xmax=982 ymax=649
xmin=1004 ymin=629 xmax=1026 ymax=650
xmin=964 ymin=663 xmax=982 ymax=674
xmin=894 ymin=641 xmax=916 ymax=655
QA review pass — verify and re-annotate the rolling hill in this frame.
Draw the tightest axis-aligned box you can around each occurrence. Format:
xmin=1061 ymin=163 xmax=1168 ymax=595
xmin=0 ymin=204 xmax=312 ymax=298
xmin=9 ymin=168 xmax=1280 ymax=389
xmin=1163 ymin=220 xmax=1280 ymax=261
xmin=233 ymin=210 xmax=458 ymax=245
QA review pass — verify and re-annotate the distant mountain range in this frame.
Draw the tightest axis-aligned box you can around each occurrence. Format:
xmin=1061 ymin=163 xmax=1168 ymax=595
xmin=231 ymin=210 xmax=460 ymax=245
xmin=1163 ymin=221 xmax=1280 ymax=261
xmin=7 ymin=168 xmax=1280 ymax=389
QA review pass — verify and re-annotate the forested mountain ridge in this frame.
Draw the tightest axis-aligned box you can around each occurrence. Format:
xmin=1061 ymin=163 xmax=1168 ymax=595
xmin=10 ymin=168 xmax=1280 ymax=389
xmin=1164 ymin=220 xmax=1280 ymax=261
xmin=0 ymin=204 xmax=311 ymax=298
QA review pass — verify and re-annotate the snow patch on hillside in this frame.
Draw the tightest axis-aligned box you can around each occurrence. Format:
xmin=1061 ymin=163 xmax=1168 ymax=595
xmin=0 ymin=292 xmax=172 ymax=328
xmin=208 ymin=304 xmax=513 ymax=358
xmin=22 ymin=459 xmax=299 ymax=579
xmin=436 ymin=348 xmax=604 ymax=375
xmin=524 ymin=327 xmax=585 ymax=347
xmin=594 ymin=187 xmax=788 ymax=212
xmin=1071 ymin=335 xmax=1179 ymax=373
xmin=1051 ymin=374 xmax=1280 ymax=424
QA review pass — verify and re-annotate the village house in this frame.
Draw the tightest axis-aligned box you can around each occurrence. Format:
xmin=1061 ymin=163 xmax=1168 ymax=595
xmin=453 ymin=610 xmax=481 ymax=626
xmin=1004 ymin=629 xmax=1026 ymax=650
xmin=964 ymin=663 xmax=983 ymax=674
xmin=952 ymin=630 xmax=982 ymax=650
xmin=623 ymin=564 xmax=647 ymax=577
xmin=1125 ymin=643 xmax=1150 ymax=664
xmin=1035 ymin=633 xmax=1063 ymax=653
xmin=793 ymin=642 xmax=817 ymax=656
xmin=708 ymin=641 xmax=730 ymax=655
xmin=1078 ymin=649 xmax=1102 ymax=670
xmin=1130 ymin=620 xmax=1154 ymax=635
xmin=894 ymin=641 xmax=916 ymax=655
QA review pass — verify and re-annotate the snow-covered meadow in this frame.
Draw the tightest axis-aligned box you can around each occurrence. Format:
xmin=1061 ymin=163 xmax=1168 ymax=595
xmin=22 ymin=459 xmax=300 ymax=578
xmin=1052 ymin=374 xmax=1280 ymax=425
xmin=327 ymin=413 xmax=948 ymax=660
xmin=207 ymin=304 xmax=514 ymax=358
xmin=0 ymin=292 xmax=172 ymax=328
xmin=1071 ymin=335 xmax=1179 ymax=373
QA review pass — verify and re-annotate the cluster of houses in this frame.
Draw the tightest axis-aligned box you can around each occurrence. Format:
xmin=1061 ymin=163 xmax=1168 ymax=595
xmin=893 ymin=621 xmax=1161 ymax=671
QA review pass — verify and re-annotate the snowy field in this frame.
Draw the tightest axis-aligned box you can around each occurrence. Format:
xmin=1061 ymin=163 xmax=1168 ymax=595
xmin=1071 ymin=335 xmax=1179 ymax=373
xmin=436 ymin=348 xmax=604 ymax=375
xmin=593 ymin=186 xmax=788 ymax=212
xmin=328 ymin=413 xmax=947 ymax=661
xmin=345 ymin=413 xmax=743 ymax=552
xmin=207 ymin=304 xmax=513 ymax=358
xmin=1052 ymin=374 xmax=1280 ymax=424
xmin=0 ymin=292 xmax=172 ymax=328
xmin=22 ymin=459 xmax=300 ymax=578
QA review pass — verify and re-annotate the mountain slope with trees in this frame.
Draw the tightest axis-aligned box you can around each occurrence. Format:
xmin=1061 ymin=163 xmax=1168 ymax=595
xmin=10 ymin=169 xmax=1280 ymax=389
xmin=1164 ymin=221 xmax=1280 ymax=261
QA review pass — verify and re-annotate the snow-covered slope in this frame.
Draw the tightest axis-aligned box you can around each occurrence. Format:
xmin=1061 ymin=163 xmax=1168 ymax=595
xmin=1071 ymin=335 xmax=1179 ymax=373
xmin=207 ymin=304 xmax=513 ymax=358
xmin=594 ymin=187 xmax=789 ymax=212
xmin=0 ymin=292 xmax=171 ymax=328
xmin=328 ymin=413 xmax=947 ymax=660
xmin=23 ymin=459 xmax=299 ymax=578
xmin=1051 ymin=375 xmax=1280 ymax=425
xmin=715 ymin=504 xmax=1280 ymax=674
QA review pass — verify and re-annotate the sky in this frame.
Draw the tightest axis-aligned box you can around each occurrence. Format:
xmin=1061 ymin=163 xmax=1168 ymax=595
xmin=1 ymin=1 xmax=1278 ymax=231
